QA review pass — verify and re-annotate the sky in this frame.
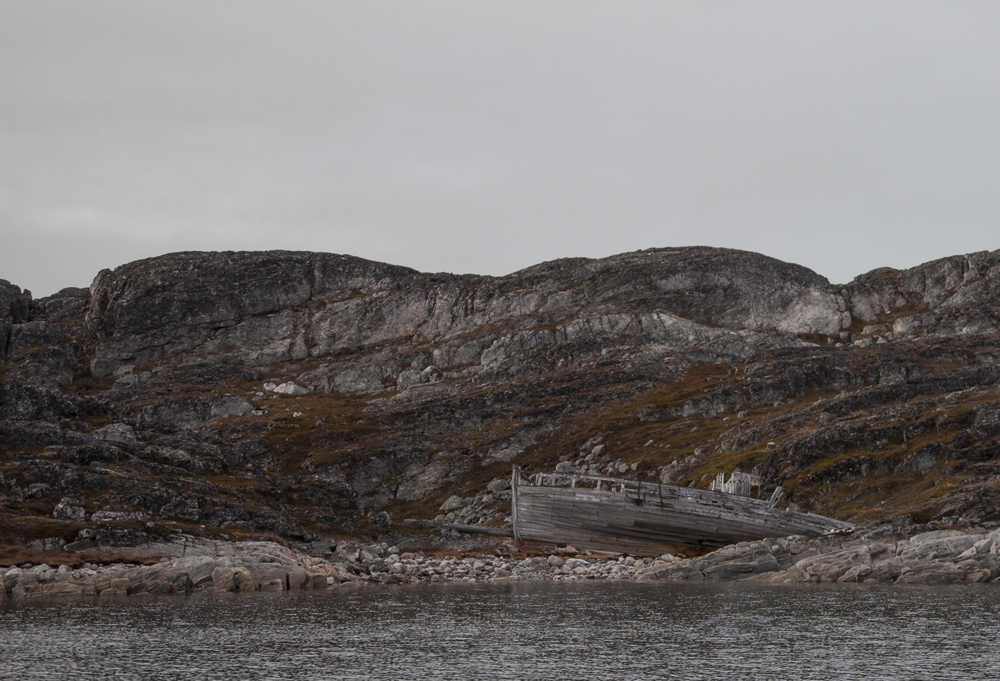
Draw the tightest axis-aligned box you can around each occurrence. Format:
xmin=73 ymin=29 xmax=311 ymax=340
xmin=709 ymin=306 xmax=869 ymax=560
xmin=2 ymin=1 xmax=1000 ymax=297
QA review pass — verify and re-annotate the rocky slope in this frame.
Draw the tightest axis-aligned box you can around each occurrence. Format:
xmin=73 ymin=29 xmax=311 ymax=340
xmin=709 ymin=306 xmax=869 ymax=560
xmin=8 ymin=522 xmax=998 ymax=602
xmin=0 ymin=534 xmax=655 ymax=600
xmin=634 ymin=523 xmax=1000 ymax=585
xmin=4 ymin=246 xmax=1000 ymax=554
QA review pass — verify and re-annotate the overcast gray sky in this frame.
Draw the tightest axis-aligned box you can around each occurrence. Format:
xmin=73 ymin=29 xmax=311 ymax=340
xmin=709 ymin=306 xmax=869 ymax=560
xmin=3 ymin=1 xmax=1000 ymax=296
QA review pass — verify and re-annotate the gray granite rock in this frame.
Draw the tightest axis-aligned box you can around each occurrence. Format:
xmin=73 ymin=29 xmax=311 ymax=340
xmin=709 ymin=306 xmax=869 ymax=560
xmin=92 ymin=422 xmax=137 ymax=444
xmin=82 ymin=248 xmax=850 ymax=379
xmin=439 ymin=495 xmax=467 ymax=512
xmin=9 ymin=246 xmax=1000 ymax=554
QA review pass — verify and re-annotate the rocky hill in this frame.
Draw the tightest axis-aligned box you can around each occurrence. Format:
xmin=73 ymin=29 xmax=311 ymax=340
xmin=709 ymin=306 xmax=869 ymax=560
xmin=3 ymin=246 xmax=1000 ymax=551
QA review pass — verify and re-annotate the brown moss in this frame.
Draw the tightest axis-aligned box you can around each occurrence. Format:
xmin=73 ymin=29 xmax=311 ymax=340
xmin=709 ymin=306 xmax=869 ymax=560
xmin=0 ymin=515 xmax=84 ymax=545
xmin=0 ymin=545 xmax=163 ymax=568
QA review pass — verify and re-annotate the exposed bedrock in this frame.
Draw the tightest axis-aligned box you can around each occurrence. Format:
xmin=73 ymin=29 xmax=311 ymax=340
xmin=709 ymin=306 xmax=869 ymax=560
xmin=0 ymin=278 xmax=33 ymax=362
xmin=1 ymin=538 xmax=338 ymax=599
xmin=83 ymin=247 xmax=850 ymax=379
xmin=6 ymin=245 xmax=1000 ymax=548
xmin=9 ymin=525 xmax=1000 ymax=599
xmin=846 ymin=251 xmax=1000 ymax=322
xmin=635 ymin=525 xmax=1000 ymax=585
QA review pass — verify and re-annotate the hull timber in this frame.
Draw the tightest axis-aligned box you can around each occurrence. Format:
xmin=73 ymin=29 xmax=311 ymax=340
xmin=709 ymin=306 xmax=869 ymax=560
xmin=511 ymin=467 xmax=853 ymax=556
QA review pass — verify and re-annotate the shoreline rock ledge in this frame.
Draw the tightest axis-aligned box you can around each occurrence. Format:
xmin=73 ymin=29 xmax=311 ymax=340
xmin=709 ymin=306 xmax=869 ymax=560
xmin=635 ymin=523 xmax=1000 ymax=584
xmin=6 ymin=523 xmax=1000 ymax=600
xmin=1 ymin=540 xmax=339 ymax=599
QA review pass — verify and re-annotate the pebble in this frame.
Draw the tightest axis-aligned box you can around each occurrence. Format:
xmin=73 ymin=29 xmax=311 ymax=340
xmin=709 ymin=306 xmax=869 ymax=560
xmin=13 ymin=521 xmax=998 ymax=599
xmin=353 ymin=550 xmax=648 ymax=585
xmin=0 ymin=541 xmax=648 ymax=600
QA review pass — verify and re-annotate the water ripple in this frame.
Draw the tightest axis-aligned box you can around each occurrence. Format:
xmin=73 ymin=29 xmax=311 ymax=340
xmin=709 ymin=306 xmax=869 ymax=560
xmin=2 ymin=582 xmax=998 ymax=680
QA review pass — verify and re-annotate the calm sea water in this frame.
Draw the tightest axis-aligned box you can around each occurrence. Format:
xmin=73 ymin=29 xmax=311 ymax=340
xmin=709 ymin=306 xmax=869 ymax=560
xmin=2 ymin=581 xmax=998 ymax=680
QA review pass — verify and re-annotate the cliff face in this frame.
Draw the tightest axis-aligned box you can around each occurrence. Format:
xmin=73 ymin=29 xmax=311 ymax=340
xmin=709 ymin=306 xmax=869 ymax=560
xmin=84 ymin=247 xmax=847 ymax=382
xmin=3 ymin=246 xmax=1000 ymax=548
xmin=0 ymin=279 xmax=32 ymax=363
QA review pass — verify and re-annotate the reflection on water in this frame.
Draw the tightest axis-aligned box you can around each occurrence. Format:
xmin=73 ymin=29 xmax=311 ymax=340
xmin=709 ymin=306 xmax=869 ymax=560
xmin=2 ymin=581 xmax=998 ymax=680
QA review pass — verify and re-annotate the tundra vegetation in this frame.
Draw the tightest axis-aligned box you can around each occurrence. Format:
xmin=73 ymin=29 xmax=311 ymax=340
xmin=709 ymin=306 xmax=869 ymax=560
xmin=3 ymin=246 xmax=1000 ymax=592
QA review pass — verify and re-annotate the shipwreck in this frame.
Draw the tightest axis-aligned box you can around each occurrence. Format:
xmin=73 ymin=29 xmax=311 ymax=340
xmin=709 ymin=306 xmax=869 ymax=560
xmin=511 ymin=466 xmax=853 ymax=556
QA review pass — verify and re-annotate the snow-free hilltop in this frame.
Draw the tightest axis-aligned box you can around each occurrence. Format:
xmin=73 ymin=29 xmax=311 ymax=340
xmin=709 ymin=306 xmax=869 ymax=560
xmin=4 ymin=246 xmax=1000 ymax=559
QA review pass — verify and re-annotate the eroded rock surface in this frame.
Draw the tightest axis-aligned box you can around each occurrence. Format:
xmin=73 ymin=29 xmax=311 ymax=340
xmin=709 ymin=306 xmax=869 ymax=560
xmin=5 ymin=246 xmax=1000 ymax=551
xmin=83 ymin=248 xmax=848 ymax=379
xmin=633 ymin=523 xmax=1000 ymax=585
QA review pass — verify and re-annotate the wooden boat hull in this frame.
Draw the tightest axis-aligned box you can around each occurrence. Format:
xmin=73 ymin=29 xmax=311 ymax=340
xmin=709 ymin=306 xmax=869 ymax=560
xmin=511 ymin=470 xmax=853 ymax=556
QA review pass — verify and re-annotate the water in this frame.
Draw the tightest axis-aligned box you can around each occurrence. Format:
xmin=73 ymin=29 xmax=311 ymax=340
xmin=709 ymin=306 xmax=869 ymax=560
xmin=2 ymin=582 xmax=998 ymax=680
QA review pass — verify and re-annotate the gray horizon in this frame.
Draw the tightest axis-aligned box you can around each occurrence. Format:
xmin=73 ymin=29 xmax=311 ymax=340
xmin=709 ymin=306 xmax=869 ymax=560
xmin=3 ymin=1 xmax=1000 ymax=297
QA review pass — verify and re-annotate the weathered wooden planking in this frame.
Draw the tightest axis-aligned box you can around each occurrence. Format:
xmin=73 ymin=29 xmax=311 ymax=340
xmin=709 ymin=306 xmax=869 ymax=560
xmin=518 ymin=492 xmax=804 ymax=552
xmin=518 ymin=486 xmax=840 ymax=538
xmin=511 ymin=467 xmax=852 ymax=556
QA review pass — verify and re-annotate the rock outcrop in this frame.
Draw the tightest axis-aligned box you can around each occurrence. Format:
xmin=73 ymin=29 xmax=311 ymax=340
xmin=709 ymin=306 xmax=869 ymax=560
xmin=0 ymin=279 xmax=32 ymax=362
xmin=846 ymin=251 xmax=1000 ymax=327
xmin=83 ymin=247 xmax=848 ymax=380
xmin=634 ymin=523 xmax=1000 ymax=585
xmin=5 ymin=245 xmax=1000 ymax=553
xmin=1 ymin=538 xmax=335 ymax=599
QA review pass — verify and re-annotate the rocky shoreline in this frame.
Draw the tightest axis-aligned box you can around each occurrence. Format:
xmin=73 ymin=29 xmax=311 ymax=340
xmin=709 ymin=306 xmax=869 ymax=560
xmin=9 ymin=247 xmax=1000 ymax=564
xmin=0 ymin=535 xmax=658 ymax=601
xmin=5 ymin=521 xmax=1000 ymax=601
xmin=636 ymin=522 xmax=1000 ymax=585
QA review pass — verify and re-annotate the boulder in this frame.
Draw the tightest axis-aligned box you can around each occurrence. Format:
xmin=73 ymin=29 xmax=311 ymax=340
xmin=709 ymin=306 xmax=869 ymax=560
xmin=3 ymin=568 xmax=23 ymax=592
xmin=233 ymin=567 xmax=256 ymax=592
xmin=178 ymin=557 xmax=219 ymax=591
xmin=273 ymin=382 xmax=308 ymax=396
xmin=486 ymin=479 xmax=510 ymax=493
xmin=286 ymin=568 xmax=311 ymax=590
xmin=333 ymin=542 xmax=361 ymax=563
xmin=211 ymin=567 xmax=236 ymax=592
xmin=4 ymin=345 xmax=83 ymax=388
xmin=439 ymin=495 xmax=467 ymax=512
xmin=52 ymin=497 xmax=86 ymax=521
xmin=259 ymin=579 xmax=285 ymax=592
xmin=92 ymin=423 xmax=137 ymax=444
xmin=635 ymin=561 xmax=674 ymax=581
xmin=12 ymin=572 xmax=40 ymax=598
xmin=248 ymin=564 xmax=288 ymax=590
xmin=97 ymin=576 xmax=130 ymax=596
